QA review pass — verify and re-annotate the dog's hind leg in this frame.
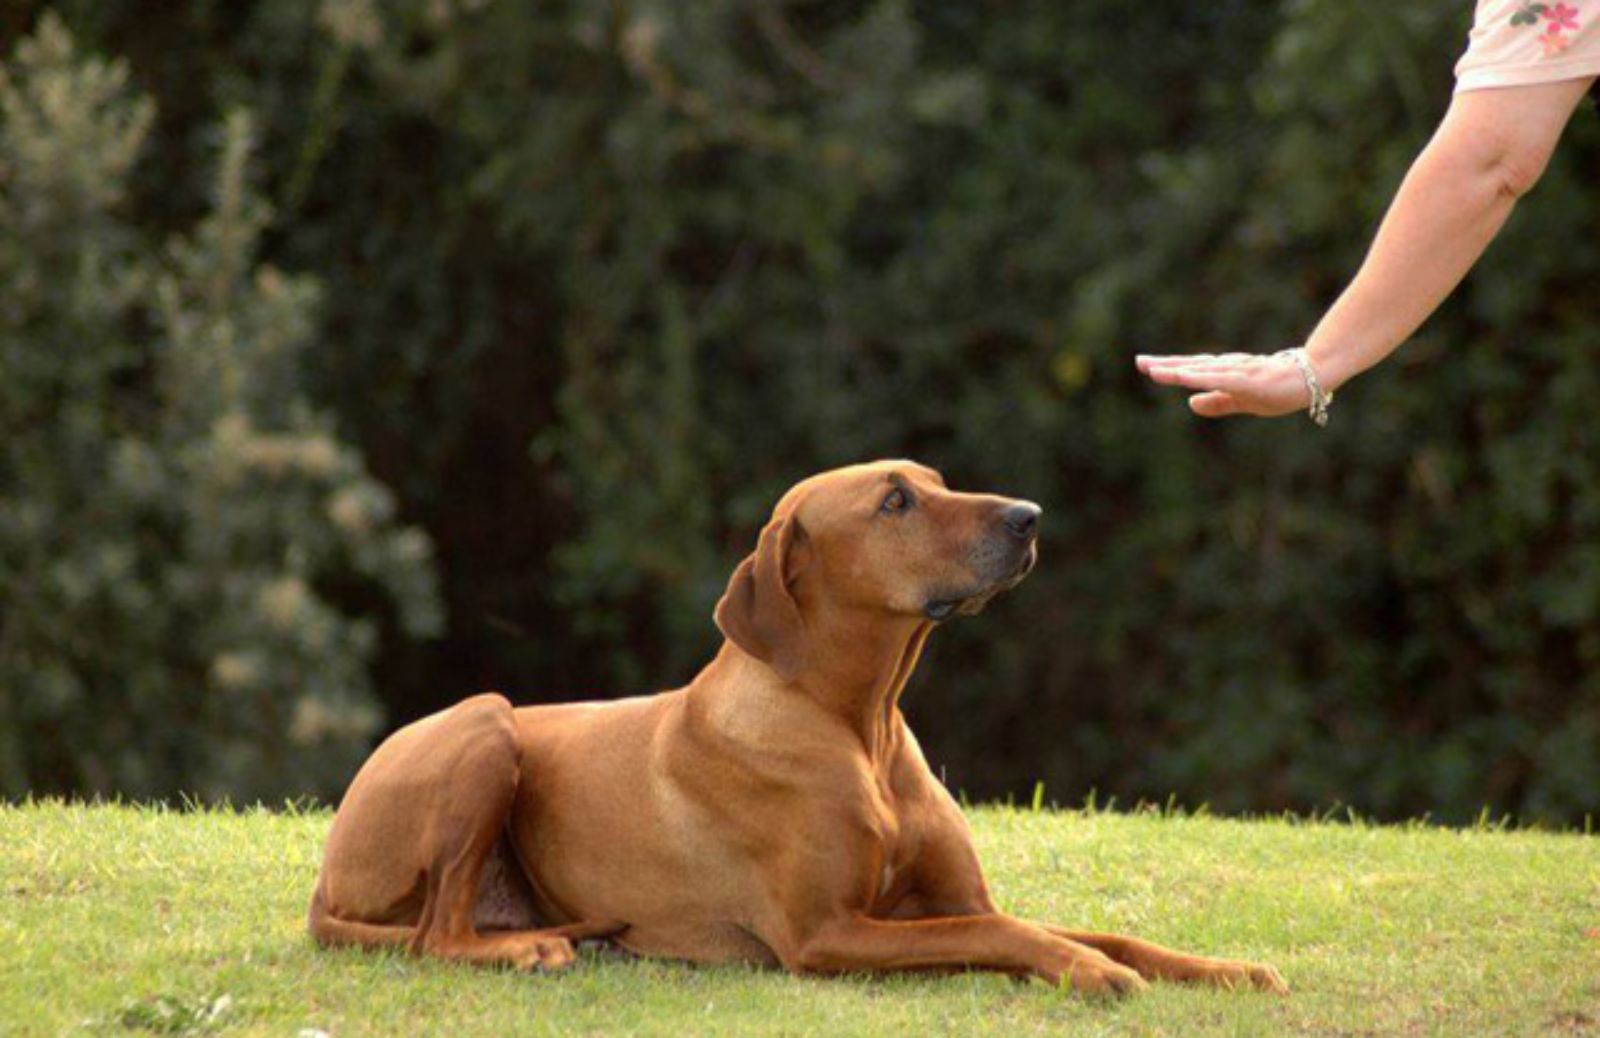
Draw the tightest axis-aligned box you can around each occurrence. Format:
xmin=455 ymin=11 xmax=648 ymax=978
xmin=308 ymin=692 xmax=623 ymax=970
xmin=306 ymin=884 xmax=413 ymax=950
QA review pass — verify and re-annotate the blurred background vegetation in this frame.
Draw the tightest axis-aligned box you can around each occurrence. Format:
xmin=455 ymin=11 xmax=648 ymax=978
xmin=2 ymin=1 xmax=1597 ymax=823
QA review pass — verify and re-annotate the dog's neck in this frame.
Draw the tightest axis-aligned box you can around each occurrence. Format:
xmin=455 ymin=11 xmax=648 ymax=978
xmin=695 ymin=602 xmax=934 ymax=766
xmin=789 ymin=605 xmax=934 ymax=764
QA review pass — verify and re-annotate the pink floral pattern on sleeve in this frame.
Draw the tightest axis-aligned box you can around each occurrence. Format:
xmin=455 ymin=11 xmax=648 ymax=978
xmin=1510 ymin=2 xmax=1584 ymax=56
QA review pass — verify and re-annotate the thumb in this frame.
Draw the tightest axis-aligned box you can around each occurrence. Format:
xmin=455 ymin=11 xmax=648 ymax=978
xmin=1189 ymin=391 xmax=1242 ymax=418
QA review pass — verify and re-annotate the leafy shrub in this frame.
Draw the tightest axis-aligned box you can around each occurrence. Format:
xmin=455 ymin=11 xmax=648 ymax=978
xmin=0 ymin=16 xmax=440 ymax=801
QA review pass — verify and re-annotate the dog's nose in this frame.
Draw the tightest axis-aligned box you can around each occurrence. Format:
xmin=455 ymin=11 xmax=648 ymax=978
xmin=1000 ymin=501 xmax=1042 ymax=541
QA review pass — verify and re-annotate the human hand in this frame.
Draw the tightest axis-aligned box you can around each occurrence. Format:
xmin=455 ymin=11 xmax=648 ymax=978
xmin=1134 ymin=352 xmax=1311 ymax=419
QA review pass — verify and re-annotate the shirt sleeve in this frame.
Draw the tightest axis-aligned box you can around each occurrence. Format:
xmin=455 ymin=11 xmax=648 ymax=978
xmin=1455 ymin=0 xmax=1600 ymax=93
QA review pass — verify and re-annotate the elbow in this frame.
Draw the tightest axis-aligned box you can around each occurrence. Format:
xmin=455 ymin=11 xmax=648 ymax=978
xmin=1434 ymin=83 xmax=1577 ymax=203
xmin=1486 ymin=133 xmax=1556 ymax=201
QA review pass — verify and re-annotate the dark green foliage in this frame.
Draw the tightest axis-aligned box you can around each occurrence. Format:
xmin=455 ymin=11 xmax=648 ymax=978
xmin=4 ymin=1 xmax=1597 ymax=821
xmin=0 ymin=16 xmax=440 ymax=800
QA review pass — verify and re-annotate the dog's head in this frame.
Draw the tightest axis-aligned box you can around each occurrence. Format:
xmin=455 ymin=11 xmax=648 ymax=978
xmin=714 ymin=460 xmax=1040 ymax=679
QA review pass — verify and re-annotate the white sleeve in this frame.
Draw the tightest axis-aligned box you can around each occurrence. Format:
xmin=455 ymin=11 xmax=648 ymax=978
xmin=1455 ymin=0 xmax=1600 ymax=92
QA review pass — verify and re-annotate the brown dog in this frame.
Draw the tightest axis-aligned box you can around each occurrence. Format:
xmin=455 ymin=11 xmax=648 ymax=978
xmin=308 ymin=460 xmax=1286 ymax=995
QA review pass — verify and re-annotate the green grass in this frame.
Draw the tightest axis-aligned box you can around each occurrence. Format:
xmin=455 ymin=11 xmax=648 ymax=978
xmin=3 ymin=802 xmax=1598 ymax=1036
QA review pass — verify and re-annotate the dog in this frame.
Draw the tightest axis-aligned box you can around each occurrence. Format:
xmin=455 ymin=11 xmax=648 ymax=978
xmin=308 ymin=460 xmax=1286 ymax=995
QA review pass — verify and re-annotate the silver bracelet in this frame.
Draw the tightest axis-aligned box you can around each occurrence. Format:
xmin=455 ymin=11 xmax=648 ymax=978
xmin=1277 ymin=347 xmax=1333 ymax=427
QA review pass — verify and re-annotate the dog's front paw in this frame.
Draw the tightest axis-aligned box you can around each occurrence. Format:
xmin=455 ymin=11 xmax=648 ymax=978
xmin=1202 ymin=958 xmax=1289 ymax=995
xmin=1056 ymin=954 xmax=1150 ymax=997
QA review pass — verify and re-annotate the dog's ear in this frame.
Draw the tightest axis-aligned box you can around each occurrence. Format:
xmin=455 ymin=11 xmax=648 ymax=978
xmin=714 ymin=511 xmax=810 ymax=680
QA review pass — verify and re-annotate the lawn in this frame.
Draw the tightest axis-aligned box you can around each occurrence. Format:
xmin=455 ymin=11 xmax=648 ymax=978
xmin=2 ymin=800 xmax=1597 ymax=1037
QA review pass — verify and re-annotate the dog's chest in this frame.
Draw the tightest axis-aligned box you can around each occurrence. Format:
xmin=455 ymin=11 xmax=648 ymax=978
xmin=867 ymin=805 xmax=924 ymax=910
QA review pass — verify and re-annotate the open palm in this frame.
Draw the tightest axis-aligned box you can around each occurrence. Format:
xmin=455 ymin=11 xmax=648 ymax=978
xmin=1135 ymin=352 xmax=1311 ymax=419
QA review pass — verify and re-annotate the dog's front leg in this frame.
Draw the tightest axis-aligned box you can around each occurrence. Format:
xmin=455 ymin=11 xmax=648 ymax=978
xmin=1030 ymin=924 xmax=1288 ymax=993
xmin=778 ymin=913 xmax=1148 ymax=995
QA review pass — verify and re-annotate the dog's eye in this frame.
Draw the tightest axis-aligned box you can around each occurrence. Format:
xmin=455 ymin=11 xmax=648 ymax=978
xmin=880 ymin=488 xmax=910 ymax=514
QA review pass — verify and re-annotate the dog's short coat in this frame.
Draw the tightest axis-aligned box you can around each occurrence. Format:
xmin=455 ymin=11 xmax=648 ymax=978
xmin=309 ymin=460 xmax=1286 ymax=995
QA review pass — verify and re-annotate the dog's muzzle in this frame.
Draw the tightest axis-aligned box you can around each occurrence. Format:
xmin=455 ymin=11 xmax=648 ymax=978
xmin=923 ymin=502 xmax=1041 ymax=621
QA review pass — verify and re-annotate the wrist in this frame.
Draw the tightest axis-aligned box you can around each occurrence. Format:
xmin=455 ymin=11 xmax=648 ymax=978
xmin=1278 ymin=347 xmax=1334 ymax=427
xmin=1302 ymin=339 xmax=1362 ymax=393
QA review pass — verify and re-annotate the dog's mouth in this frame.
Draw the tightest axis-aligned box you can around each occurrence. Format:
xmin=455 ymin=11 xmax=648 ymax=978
xmin=923 ymin=546 xmax=1037 ymax=622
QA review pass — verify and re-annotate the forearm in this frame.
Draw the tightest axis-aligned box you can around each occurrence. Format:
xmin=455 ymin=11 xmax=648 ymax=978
xmin=1304 ymin=133 xmax=1520 ymax=389
xmin=1304 ymin=79 xmax=1592 ymax=390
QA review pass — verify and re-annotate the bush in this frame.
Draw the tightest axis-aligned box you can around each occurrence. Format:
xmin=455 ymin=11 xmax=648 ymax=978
xmin=0 ymin=16 xmax=440 ymax=801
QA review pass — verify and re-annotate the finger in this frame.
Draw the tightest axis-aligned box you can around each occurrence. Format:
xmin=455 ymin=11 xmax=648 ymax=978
xmin=1188 ymin=391 xmax=1242 ymax=418
xmin=1146 ymin=352 xmax=1273 ymax=375
xmin=1136 ymin=353 xmax=1216 ymax=374
xmin=1140 ymin=353 xmax=1217 ymax=368
xmin=1156 ymin=362 xmax=1250 ymax=380
xmin=1142 ymin=361 xmax=1249 ymax=384
xmin=1144 ymin=365 xmax=1203 ymax=388
xmin=1145 ymin=366 xmax=1255 ymax=394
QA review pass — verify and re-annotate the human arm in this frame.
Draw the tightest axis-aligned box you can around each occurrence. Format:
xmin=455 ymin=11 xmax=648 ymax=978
xmin=1136 ymin=75 xmax=1595 ymax=420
